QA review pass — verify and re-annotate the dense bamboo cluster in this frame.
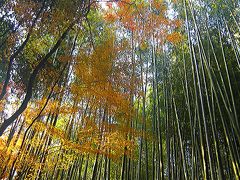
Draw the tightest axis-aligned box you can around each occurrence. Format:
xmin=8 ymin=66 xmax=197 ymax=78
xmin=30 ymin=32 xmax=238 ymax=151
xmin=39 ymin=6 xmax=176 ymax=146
xmin=0 ymin=0 xmax=239 ymax=179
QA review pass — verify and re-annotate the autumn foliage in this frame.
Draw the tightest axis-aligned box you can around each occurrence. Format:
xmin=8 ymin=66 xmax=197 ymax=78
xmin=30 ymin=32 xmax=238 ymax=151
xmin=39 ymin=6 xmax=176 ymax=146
xmin=0 ymin=0 xmax=189 ymax=179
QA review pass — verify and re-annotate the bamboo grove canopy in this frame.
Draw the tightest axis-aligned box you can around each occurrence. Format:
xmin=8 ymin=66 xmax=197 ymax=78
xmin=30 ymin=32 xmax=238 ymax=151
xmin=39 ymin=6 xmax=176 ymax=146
xmin=0 ymin=0 xmax=239 ymax=179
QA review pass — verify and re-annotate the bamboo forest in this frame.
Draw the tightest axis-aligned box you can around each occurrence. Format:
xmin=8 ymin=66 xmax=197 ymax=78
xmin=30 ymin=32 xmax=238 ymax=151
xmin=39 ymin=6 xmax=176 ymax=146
xmin=0 ymin=0 xmax=239 ymax=179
